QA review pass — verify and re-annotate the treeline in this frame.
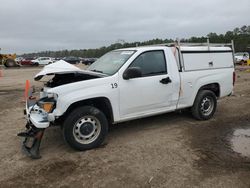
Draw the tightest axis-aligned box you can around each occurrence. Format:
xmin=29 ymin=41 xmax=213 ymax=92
xmin=23 ymin=25 xmax=250 ymax=58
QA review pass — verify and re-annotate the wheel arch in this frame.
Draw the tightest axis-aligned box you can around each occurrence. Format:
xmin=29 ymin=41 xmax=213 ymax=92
xmin=59 ymin=97 xmax=114 ymax=124
xmin=198 ymin=83 xmax=220 ymax=97
xmin=191 ymin=82 xmax=220 ymax=106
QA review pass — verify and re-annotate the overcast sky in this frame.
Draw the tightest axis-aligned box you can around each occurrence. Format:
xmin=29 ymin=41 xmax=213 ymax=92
xmin=0 ymin=0 xmax=249 ymax=54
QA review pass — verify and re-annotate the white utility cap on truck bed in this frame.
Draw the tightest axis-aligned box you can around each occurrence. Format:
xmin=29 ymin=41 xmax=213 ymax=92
xmin=174 ymin=46 xmax=234 ymax=72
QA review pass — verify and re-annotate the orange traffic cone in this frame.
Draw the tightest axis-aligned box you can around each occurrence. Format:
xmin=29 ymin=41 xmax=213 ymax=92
xmin=22 ymin=80 xmax=30 ymax=102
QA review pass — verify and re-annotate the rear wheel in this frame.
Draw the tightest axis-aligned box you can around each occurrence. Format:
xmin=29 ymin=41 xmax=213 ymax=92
xmin=191 ymin=90 xmax=217 ymax=120
xmin=63 ymin=106 xmax=108 ymax=151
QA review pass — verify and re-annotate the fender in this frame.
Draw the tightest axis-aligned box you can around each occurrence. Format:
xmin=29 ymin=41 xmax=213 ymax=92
xmin=177 ymin=68 xmax=233 ymax=109
xmin=189 ymin=69 xmax=233 ymax=106
xmin=48 ymin=74 xmax=120 ymax=121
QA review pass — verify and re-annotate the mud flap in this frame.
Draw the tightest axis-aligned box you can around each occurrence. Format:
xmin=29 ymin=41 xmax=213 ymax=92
xmin=17 ymin=123 xmax=45 ymax=159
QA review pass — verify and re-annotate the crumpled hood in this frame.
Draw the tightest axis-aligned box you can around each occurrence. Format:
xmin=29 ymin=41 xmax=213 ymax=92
xmin=34 ymin=60 xmax=80 ymax=80
xmin=34 ymin=60 xmax=105 ymax=81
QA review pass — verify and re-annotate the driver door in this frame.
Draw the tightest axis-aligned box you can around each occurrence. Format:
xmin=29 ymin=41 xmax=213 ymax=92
xmin=119 ymin=50 xmax=174 ymax=120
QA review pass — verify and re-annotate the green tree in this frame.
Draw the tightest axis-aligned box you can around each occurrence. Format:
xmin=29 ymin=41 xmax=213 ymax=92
xmin=22 ymin=25 xmax=250 ymax=58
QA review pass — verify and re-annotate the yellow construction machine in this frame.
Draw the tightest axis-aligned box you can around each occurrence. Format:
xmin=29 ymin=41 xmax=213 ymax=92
xmin=0 ymin=49 xmax=20 ymax=67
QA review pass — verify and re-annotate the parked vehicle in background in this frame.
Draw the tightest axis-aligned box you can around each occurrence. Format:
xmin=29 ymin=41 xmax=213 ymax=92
xmin=31 ymin=57 xmax=54 ymax=65
xmin=15 ymin=57 xmax=24 ymax=63
xmin=82 ymin=58 xmax=98 ymax=65
xmin=63 ymin=56 xmax=80 ymax=64
xmin=19 ymin=57 xmax=37 ymax=66
xmin=19 ymin=42 xmax=235 ymax=159
xmin=234 ymin=52 xmax=249 ymax=65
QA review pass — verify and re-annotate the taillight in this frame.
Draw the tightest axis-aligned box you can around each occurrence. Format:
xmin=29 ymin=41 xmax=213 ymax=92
xmin=233 ymin=71 xmax=236 ymax=86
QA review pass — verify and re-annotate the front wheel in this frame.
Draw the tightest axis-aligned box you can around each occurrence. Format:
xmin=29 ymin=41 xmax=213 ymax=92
xmin=191 ymin=90 xmax=217 ymax=120
xmin=63 ymin=106 xmax=108 ymax=151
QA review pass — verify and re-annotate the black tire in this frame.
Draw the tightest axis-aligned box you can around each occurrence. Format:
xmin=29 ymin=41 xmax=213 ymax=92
xmin=191 ymin=90 xmax=217 ymax=120
xmin=63 ymin=106 xmax=108 ymax=151
xmin=4 ymin=62 xmax=9 ymax=67
xmin=5 ymin=59 xmax=16 ymax=67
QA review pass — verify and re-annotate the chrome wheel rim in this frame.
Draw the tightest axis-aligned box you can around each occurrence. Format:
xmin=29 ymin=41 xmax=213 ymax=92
xmin=200 ymin=97 xmax=214 ymax=116
xmin=73 ymin=116 xmax=101 ymax=144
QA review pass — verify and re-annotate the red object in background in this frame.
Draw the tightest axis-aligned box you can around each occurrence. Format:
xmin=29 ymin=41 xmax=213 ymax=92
xmin=20 ymin=57 xmax=36 ymax=66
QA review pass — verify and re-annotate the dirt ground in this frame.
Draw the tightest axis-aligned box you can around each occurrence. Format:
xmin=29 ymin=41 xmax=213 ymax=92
xmin=0 ymin=65 xmax=250 ymax=188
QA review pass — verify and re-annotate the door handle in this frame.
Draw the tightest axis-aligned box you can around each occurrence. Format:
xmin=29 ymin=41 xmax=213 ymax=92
xmin=160 ymin=77 xmax=172 ymax=84
xmin=208 ymin=61 xmax=213 ymax=67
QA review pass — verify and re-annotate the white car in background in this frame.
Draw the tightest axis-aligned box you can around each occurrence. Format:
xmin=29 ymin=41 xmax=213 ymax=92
xmin=234 ymin=52 xmax=249 ymax=65
xmin=31 ymin=57 xmax=54 ymax=65
xmin=15 ymin=57 xmax=24 ymax=62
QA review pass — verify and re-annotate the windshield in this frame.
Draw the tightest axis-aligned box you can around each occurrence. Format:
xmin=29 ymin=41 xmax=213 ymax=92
xmin=87 ymin=50 xmax=135 ymax=75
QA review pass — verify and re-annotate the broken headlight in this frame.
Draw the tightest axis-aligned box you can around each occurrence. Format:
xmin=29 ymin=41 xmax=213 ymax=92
xmin=40 ymin=102 xmax=54 ymax=113
xmin=38 ymin=93 xmax=57 ymax=113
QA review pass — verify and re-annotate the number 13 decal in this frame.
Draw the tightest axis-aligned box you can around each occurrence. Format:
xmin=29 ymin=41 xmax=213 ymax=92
xmin=111 ymin=83 xmax=118 ymax=89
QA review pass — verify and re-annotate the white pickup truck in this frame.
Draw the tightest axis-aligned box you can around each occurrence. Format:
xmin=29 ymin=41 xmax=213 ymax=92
xmin=18 ymin=44 xmax=235 ymax=158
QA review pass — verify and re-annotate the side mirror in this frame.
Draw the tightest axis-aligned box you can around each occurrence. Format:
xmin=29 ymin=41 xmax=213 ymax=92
xmin=123 ymin=67 xmax=142 ymax=80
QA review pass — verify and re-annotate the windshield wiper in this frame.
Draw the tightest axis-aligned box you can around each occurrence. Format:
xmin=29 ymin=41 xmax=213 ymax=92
xmin=90 ymin=69 xmax=103 ymax=73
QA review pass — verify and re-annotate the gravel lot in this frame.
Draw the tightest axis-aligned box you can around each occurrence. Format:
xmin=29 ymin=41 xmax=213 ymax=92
xmin=0 ymin=65 xmax=250 ymax=188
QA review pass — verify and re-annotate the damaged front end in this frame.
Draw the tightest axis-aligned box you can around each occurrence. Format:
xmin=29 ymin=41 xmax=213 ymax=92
xmin=18 ymin=123 xmax=45 ymax=159
xmin=18 ymin=92 xmax=57 ymax=159
xmin=18 ymin=60 xmax=105 ymax=159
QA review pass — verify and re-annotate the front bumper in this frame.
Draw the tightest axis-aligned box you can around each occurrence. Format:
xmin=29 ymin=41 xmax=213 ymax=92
xmin=18 ymin=122 xmax=45 ymax=159
xmin=18 ymin=100 xmax=50 ymax=159
xmin=18 ymin=87 xmax=59 ymax=159
xmin=28 ymin=111 xmax=49 ymax=128
xmin=25 ymin=101 xmax=50 ymax=129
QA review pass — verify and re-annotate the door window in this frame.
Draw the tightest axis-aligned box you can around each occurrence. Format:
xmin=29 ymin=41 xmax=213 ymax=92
xmin=129 ymin=50 xmax=167 ymax=77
